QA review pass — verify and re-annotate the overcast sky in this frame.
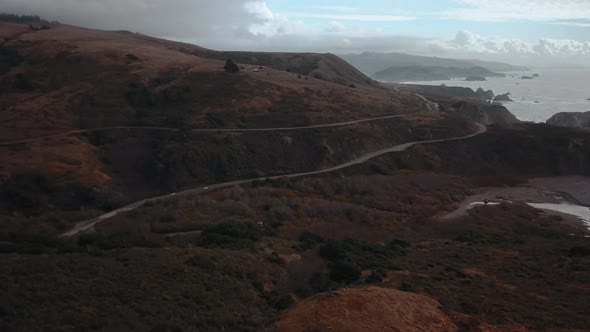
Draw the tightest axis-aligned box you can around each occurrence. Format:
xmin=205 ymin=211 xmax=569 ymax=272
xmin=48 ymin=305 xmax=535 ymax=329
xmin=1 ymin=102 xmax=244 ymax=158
xmin=2 ymin=0 xmax=590 ymax=66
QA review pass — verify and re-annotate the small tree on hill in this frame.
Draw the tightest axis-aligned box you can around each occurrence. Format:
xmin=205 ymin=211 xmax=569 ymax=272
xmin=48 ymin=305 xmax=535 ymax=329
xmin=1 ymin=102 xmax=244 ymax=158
xmin=224 ymin=59 xmax=239 ymax=73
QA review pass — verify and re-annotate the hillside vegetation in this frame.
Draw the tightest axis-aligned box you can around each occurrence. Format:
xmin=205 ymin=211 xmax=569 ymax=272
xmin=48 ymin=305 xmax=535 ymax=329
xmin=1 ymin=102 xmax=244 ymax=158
xmin=0 ymin=20 xmax=589 ymax=332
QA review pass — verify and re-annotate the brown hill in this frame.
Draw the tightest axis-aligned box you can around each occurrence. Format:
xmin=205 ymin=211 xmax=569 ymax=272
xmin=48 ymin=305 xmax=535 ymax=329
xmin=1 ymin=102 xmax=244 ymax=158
xmin=0 ymin=22 xmax=393 ymax=139
xmin=1 ymin=21 xmax=469 ymax=203
xmin=133 ymin=33 xmax=382 ymax=89
xmin=276 ymin=287 xmax=458 ymax=332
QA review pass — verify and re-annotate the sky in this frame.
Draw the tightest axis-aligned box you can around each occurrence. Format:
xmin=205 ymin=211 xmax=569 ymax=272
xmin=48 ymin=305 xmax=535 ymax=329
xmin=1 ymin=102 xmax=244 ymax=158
xmin=2 ymin=0 xmax=590 ymax=66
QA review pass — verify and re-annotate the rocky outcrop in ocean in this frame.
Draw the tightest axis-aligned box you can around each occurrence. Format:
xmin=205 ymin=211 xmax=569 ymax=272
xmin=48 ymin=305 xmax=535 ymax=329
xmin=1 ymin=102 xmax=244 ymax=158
xmin=465 ymin=76 xmax=486 ymax=81
xmin=493 ymin=93 xmax=513 ymax=102
xmin=475 ymin=88 xmax=495 ymax=100
xmin=547 ymin=111 xmax=590 ymax=129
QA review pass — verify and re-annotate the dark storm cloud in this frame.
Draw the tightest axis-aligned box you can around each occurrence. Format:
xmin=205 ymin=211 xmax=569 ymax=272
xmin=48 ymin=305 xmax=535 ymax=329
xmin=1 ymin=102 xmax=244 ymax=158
xmin=0 ymin=0 xmax=265 ymax=38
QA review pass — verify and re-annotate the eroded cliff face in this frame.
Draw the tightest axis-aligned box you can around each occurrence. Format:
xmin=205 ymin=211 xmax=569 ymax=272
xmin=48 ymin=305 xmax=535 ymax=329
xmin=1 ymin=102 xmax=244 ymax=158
xmin=547 ymin=111 xmax=590 ymax=129
xmin=450 ymin=101 xmax=520 ymax=126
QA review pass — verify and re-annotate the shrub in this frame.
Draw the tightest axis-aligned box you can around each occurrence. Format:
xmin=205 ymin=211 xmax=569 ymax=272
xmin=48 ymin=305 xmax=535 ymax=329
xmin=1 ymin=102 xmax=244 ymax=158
xmin=318 ymin=240 xmax=346 ymax=261
xmin=185 ymin=255 xmax=216 ymax=269
xmin=0 ymin=45 xmax=23 ymax=75
xmin=319 ymin=238 xmax=406 ymax=270
xmin=568 ymin=246 xmax=590 ymax=257
xmin=329 ymin=261 xmax=361 ymax=283
xmin=294 ymin=231 xmax=324 ymax=251
xmin=264 ymin=291 xmax=295 ymax=310
xmin=0 ymin=13 xmax=44 ymax=23
xmin=199 ymin=222 xmax=261 ymax=249
xmin=126 ymin=53 xmax=140 ymax=61
xmin=159 ymin=215 xmax=176 ymax=223
xmin=365 ymin=269 xmax=386 ymax=284
xmin=398 ymin=282 xmax=415 ymax=292
xmin=309 ymin=272 xmax=331 ymax=292
xmin=224 ymin=59 xmax=239 ymax=73
xmin=267 ymin=252 xmax=285 ymax=265
xmin=76 ymin=232 xmax=160 ymax=250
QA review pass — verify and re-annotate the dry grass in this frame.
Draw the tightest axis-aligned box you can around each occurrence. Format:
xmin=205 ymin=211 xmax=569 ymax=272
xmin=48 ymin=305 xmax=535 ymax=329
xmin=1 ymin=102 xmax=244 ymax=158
xmin=276 ymin=287 xmax=458 ymax=332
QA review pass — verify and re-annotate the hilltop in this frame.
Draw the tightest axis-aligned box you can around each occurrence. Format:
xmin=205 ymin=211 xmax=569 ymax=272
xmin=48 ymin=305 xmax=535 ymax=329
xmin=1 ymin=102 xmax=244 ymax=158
xmin=340 ymin=51 xmax=528 ymax=76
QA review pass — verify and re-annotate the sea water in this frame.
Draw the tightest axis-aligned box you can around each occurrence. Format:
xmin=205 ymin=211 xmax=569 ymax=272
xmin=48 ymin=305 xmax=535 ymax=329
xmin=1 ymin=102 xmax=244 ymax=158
xmin=528 ymin=202 xmax=590 ymax=231
xmin=409 ymin=68 xmax=590 ymax=123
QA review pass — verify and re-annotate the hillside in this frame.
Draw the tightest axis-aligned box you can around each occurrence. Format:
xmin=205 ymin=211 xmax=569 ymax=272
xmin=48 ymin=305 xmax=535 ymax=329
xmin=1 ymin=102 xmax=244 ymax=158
xmin=372 ymin=65 xmax=505 ymax=82
xmin=340 ymin=52 xmax=527 ymax=76
xmin=547 ymin=111 xmax=590 ymax=128
xmin=1 ymin=20 xmax=589 ymax=332
xmin=117 ymin=33 xmax=382 ymax=89
xmin=0 ymin=20 xmax=486 ymax=211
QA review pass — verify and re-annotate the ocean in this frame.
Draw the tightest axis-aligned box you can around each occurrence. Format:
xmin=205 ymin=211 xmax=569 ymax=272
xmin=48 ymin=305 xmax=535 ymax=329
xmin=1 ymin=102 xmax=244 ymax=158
xmin=408 ymin=68 xmax=590 ymax=123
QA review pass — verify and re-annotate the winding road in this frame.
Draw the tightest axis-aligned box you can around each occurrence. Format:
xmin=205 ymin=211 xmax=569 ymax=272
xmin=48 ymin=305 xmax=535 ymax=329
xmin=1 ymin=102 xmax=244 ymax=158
xmin=61 ymin=123 xmax=486 ymax=237
xmin=0 ymin=91 xmax=443 ymax=146
xmin=0 ymin=113 xmax=412 ymax=146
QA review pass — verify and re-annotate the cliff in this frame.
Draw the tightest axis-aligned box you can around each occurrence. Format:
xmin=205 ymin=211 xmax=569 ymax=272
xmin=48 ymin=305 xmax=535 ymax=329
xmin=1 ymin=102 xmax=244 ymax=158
xmin=547 ymin=111 xmax=590 ymax=128
xmin=451 ymin=101 xmax=520 ymax=125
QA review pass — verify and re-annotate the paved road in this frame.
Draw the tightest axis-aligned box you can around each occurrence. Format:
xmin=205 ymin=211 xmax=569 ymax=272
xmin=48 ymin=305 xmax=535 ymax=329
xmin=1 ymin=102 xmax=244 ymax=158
xmin=61 ymin=123 xmax=487 ymax=237
xmin=0 ymin=113 xmax=414 ymax=146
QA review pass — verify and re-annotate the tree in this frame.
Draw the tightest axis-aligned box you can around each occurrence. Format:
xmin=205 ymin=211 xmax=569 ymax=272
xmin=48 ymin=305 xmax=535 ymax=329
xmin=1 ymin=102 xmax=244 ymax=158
xmin=224 ymin=59 xmax=239 ymax=73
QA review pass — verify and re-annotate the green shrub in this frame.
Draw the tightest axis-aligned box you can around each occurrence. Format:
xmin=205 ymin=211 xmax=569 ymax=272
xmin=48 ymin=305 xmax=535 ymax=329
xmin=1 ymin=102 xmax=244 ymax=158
xmin=126 ymin=53 xmax=140 ymax=61
xmin=224 ymin=59 xmax=239 ymax=73
xmin=185 ymin=255 xmax=216 ymax=269
xmin=159 ymin=215 xmax=176 ymax=223
xmin=263 ymin=291 xmax=295 ymax=310
xmin=309 ymin=272 xmax=332 ymax=292
xmin=0 ymin=13 xmax=44 ymax=23
xmin=294 ymin=231 xmax=324 ymax=251
xmin=267 ymin=251 xmax=285 ymax=265
xmin=398 ymin=282 xmax=415 ymax=292
xmin=199 ymin=222 xmax=261 ymax=249
xmin=569 ymin=246 xmax=590 ymax=257
xmin=319 ymin=238 xmax=405 ymax=269
xmin=365 ymin=269 xmax=387 ymax=284
xmin=318 ymin=240 xmax=346 ymax=261
xmin=329 ymin=261 xmax=361 ymax=283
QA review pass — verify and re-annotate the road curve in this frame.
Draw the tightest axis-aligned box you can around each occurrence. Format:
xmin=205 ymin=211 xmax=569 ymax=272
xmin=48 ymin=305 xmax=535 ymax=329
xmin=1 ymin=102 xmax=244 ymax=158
xmin=61 ymin=123 xmax=487 ymax=237
xmin=0 ymin=113 xmax=411 ymax=146
xmin=0 ymin=92 xmax=442 ymax=146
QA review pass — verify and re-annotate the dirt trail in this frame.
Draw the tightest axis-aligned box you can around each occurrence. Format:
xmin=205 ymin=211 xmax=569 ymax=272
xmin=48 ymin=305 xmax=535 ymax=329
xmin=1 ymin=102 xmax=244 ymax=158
xmin=0 ymin=113 xmax=414 ymax=146
xmin=61 ymin=123 xmax=486 ymax=237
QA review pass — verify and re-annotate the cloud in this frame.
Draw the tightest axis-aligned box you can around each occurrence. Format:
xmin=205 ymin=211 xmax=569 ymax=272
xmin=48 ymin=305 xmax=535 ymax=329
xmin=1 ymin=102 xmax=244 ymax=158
xmin=326 ymin=21 xmax=345 ymax=33
xmin=447 ymin=30 xmax=534 ymax=54
xmin=447 ymin=0 xmax=590 ymax=21
xmin=442 ymin=30 xmax=590 ymax=59
xmin=534 ymin=38 xmax=590 ymax=56
xmin=308 ymin=6 xmax=359 ymax=13
xmin=551 ymin=21 xmax=590 ymax=28
xmin=0 ymin=0 xmax=266 ymax=38
xmin=283 ymin=12 xmax=415 ymax=22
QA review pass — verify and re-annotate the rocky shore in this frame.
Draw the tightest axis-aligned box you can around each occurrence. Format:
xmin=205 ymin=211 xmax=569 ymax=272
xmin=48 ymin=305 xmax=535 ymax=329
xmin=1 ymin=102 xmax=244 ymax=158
xmin=547 ymin=111 xmax=590 ymax=128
